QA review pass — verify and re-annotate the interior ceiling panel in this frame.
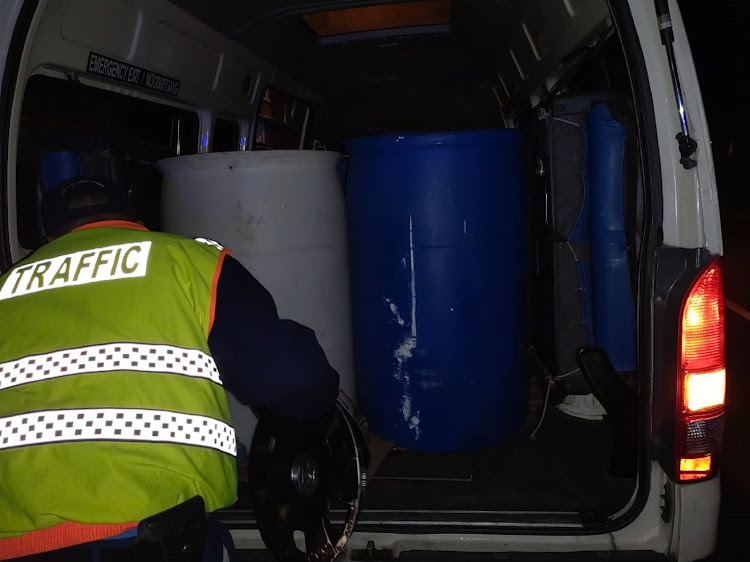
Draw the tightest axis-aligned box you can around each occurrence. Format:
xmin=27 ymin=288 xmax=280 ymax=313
xmin=166 ymin=0 xmax=611 ymax=114
xmin=166 ymin=0 xmax=511 ymax=94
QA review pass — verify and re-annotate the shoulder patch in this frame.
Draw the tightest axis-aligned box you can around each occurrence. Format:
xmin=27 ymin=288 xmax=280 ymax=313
xmin=194 ymin=237 xmax=225 ymax=252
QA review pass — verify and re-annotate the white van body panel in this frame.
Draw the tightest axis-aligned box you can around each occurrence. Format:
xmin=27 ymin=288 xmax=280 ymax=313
xmin=626 ymin=0 xmax=722 ymax=255
xmin=25 ymin=0 xmax=281 ymax=115
xmin=672 ymin=476 xmax=721 ymax=560
xmin=0 ymin=0 xmax=24 ymax=262
xmin=231 ymin=462 xmax=714 ymax=561
xmin=4 ymin=0 xmax=45 ymax=265
xmin=0 ymin=1 xmax=24 ymax=90
xmin=667 ymin=2 xmax=723 ymax=256
xmin=2 ymin=0 xmax=310 ymax=262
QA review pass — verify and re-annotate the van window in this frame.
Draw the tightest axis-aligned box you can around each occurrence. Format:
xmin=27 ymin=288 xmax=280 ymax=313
xmin=213 ymin=118 xmax=241 ymax=152
xmin=16 ymin=76 xmax=199 ymax=246
xmin=254 ymin=87 xmax=309 ymax=149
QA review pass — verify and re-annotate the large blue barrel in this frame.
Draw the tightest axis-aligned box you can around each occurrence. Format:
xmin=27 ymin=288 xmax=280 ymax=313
xmin=345 ymin=130 xmax=528 ymax=451
xmin=587 ymin=104 xmax=636 ymax=372
xmin=41 ymin=150 xmax=81 ymax=191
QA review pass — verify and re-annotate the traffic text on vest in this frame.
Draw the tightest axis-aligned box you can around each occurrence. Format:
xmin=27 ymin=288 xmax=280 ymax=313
xmin=0 ymin=242 xmax=151 ymax=301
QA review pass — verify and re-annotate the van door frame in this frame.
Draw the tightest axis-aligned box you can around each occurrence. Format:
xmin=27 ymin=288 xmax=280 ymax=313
xmin=0 ymin=0 xmax=37 ymax=271
xmin=605 ymin=0 xmax=663 ymax=532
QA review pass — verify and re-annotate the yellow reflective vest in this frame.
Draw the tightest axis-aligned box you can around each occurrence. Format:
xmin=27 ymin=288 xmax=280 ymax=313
xmin=0 ymin=221 xmax=236 ymax=558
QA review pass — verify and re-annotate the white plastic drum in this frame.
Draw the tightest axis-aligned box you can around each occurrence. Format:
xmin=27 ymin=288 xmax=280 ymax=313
xmin=157 ymin=151 xmax=356 ymax=454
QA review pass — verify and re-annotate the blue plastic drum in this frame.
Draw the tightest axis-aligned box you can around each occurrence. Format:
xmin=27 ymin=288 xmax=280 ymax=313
xmin=41 ymin=150 xmax=81 ymax=191
xmin=587 ymin=104 xmax=636 ymax=372
xmin=345 ymin=129 xmax=529 ymax=451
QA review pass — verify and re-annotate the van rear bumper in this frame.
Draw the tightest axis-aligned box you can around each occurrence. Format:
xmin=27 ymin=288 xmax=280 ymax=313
xmin=363 ymin=552 xmax=671 ymax=561
xmin=227 ymin=548 xmax=672 ymax=561
xmin=230 ymin=464 xmax=715 ymax=562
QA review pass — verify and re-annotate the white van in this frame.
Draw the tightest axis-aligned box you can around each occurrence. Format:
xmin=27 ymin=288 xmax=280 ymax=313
xmin=0 ymin=1 xmax=725 ymax=561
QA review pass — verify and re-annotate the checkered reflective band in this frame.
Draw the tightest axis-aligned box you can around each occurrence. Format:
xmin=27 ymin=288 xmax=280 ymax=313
xmin=0 ymin=408 xmax=236 ymax=456
xmin=0 ymin=343 xmax=222 ymax=392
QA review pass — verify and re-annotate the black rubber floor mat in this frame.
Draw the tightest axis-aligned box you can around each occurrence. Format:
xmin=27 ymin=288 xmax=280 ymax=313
xmin=361 ymin=407 xmax=636 ymax=514
xmin=372 ymin=448 xmax=474 ymax=482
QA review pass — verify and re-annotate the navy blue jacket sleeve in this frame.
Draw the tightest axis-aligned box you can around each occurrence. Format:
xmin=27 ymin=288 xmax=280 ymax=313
xmin=207 ymin=255 xmax=339 ymax=420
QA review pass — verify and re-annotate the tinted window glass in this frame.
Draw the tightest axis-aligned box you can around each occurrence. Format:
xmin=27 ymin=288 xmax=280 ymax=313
xmin=16 ymin=76 xmax=199 ymax=246
xmin=254 ymin=87 xmax=309 ymax=150
xmin=213 ymin=118 xmax=240 ymax=152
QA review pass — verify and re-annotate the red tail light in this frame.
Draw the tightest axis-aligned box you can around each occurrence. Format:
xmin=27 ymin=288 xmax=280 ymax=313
xmin=677 ymin=259 xmax=725 ymax=482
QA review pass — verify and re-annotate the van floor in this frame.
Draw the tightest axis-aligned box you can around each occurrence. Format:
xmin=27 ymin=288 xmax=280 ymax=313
xmin=361 ymin=406 xmax=635 ymax=516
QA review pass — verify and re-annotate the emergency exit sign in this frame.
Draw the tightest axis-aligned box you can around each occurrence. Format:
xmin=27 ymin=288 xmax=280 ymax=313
xmin=86 ymin=52 xmax=180 ymax=97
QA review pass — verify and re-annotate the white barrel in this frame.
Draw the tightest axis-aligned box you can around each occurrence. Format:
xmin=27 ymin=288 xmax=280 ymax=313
xmin=157 ymin=150 xmax=355 ymax=453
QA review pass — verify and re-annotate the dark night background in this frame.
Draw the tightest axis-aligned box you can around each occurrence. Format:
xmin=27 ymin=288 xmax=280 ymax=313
xmin=679 ymin=0 xmax=750 ymax=215
xmin=678 ymin=0 xmax=750 ymax=559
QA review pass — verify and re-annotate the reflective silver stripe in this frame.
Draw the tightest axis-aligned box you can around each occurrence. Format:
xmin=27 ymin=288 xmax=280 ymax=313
xmin=195 ymin=237 xmax=224 ymax=251
xmin=0 ymin=408 xmax=236 ymax=456
xmin=0 ymin=343 xmax=221 ymax=392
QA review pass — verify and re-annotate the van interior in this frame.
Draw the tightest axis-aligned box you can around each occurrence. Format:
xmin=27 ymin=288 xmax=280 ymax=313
xmin=9 ymin=0 xmax=648 ymax=545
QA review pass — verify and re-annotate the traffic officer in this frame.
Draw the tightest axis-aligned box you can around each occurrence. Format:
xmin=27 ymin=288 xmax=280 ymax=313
xmin=0 ymin=172 xmax=339 ymax=559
